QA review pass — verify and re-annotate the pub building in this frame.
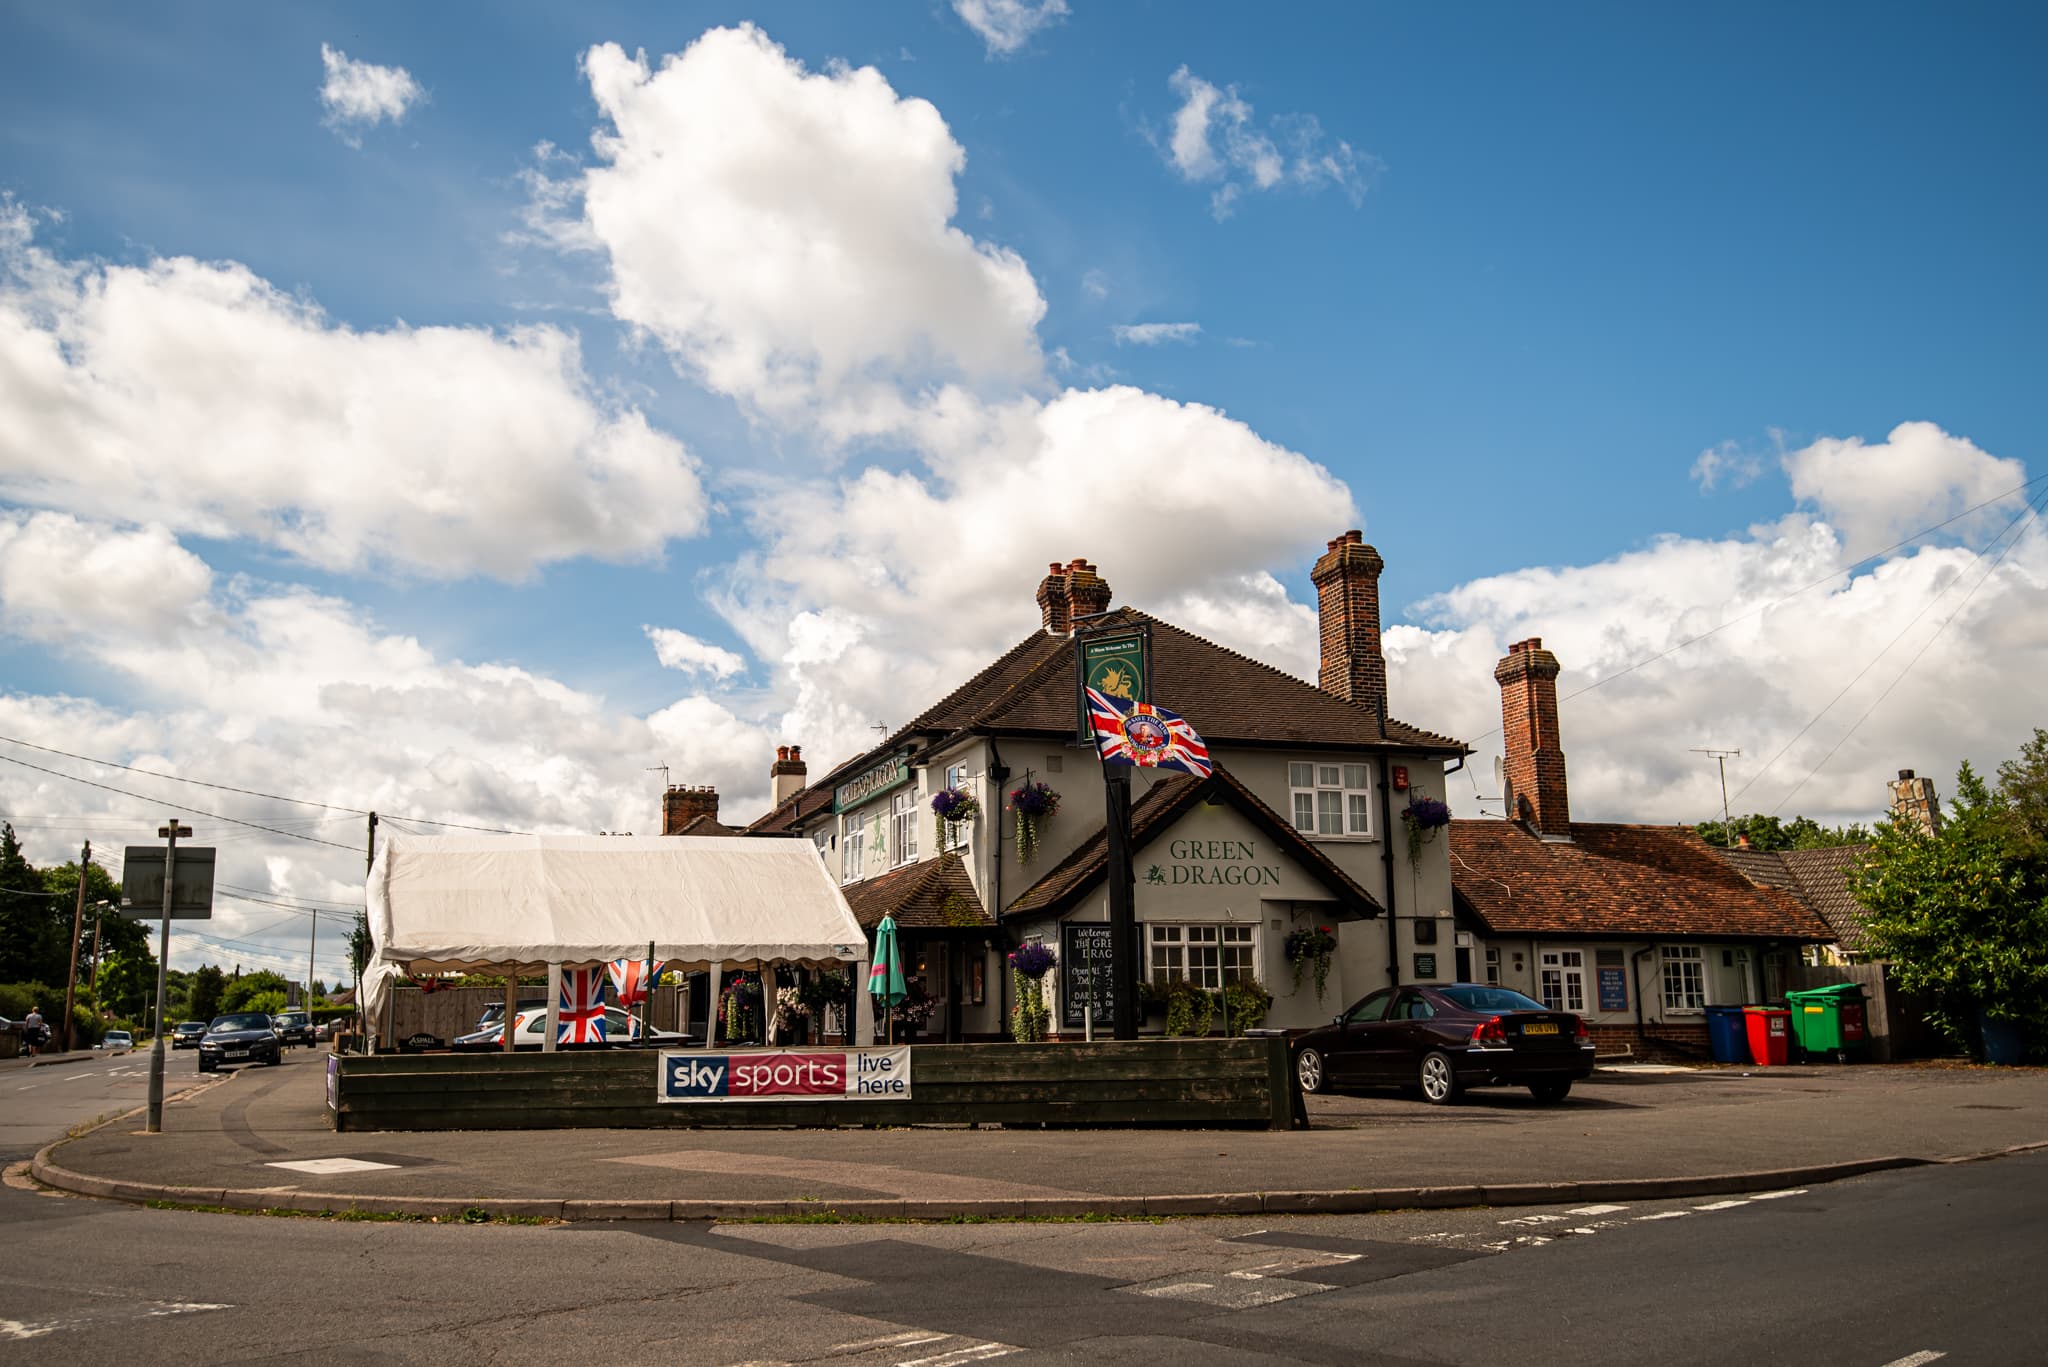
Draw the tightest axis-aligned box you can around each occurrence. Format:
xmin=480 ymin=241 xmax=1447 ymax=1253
xmin=709 ymin=533 xmax=1470 ymax=1041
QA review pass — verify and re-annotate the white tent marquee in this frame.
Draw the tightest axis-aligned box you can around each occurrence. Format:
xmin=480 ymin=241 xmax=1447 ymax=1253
xmin=360 ymin=834 xmax=873 ymax=1046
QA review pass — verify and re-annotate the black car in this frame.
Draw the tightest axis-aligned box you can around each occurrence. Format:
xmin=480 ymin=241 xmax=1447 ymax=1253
xmin=272 ymin=1010 xmax=315 ymax=1047
xmin=197 ymin=1011 xmax=284 ymax=1072
xmin=171 ymin=1020 xmax=209 ymax=1050
xmin=1292 ymin=983 xmax=1596 ymax=1105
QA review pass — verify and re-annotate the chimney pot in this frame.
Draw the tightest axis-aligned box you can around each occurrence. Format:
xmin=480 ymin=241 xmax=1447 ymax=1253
xmin=1310 ymin=531 xmax=1389 ymax=726
xmin=1898 ymin=768 xmax=1914 ymax=780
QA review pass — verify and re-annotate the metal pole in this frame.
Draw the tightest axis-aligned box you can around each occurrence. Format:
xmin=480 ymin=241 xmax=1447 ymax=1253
xmin=1691 ymin=749 xmax=1741 ymax=846
xmin=305 ymin=907 xmax=318 ymax=1017
xmin=1104 ymin=765 xmax=1138 ymax=1039
xmin=62 ymin=841 xmax=90 ymax=1054
xmin=147 ymin=819 xmax=190 ymax=1133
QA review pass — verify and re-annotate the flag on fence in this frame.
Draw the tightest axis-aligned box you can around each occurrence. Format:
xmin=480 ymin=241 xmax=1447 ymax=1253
xmin=1086 ymin=688 xmax=1212 ymax=778
xmin=607 ymin=956 xmax=664 ymax=1006
xmin=557 ymin=967 xmax=608 ymax=1044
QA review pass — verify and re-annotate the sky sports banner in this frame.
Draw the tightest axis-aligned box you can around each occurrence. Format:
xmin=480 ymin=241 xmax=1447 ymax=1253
xmin=656 ymin=1048 xmax=911 ymax=1103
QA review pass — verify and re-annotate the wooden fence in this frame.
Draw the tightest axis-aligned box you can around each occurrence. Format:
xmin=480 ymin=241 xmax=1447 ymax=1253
xmin=1780 ymin=961 xmax=1953 ymax=1061
xmin=330 ymin=1037 xmax=1295 ymax=1132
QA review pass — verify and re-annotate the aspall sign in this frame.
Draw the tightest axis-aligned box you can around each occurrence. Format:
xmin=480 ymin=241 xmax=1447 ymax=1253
xmin=657 ymin=1047 xmax=911 ymax=1103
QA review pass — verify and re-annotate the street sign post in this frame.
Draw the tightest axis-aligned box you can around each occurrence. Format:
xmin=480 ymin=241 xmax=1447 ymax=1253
xmin=119 ymin=846 xmax=216 ymax=919
xmin=136 ymin=823 xmax=203 ymax=1134
xmin=1074 ymin=622 xmax=1151 ymax=1041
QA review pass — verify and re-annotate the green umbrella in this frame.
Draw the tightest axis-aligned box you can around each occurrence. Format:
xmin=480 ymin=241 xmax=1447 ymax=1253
xmin=868 ymin=915 xmax=906 ymax=1044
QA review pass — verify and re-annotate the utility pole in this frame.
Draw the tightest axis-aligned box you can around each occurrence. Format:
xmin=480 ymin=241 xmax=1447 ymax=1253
xmin=1692 ymin=748 xmax=1742 ymax=846
xmin=61 ymin=841 xmax=90 ymax=1053
xmin=147 ymin=817 xmax=191 ymax=1134
xmin=88 ymin=902 xmax=104 ymax=993
xmin=305 ymin=907 xmax=319 ymax=1012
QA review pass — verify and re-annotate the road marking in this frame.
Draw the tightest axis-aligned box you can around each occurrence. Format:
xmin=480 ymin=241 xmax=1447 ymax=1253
xmin=1568 ymin=1203 xmax=1629 ymax=1215
xmin=1693 ymin=1199 xmax=1751 ymax=1211
xmin=1635 ymin=1210 xmax=1691 ymax=1220
xmin=1748 ymin=1188 xmax=1809 ymax=1200
xmin=831 ymin=1331 xmax=948 ymax=1352
xmin=1498 ymin=1213 xmax=1566 ymax=1225
xmin=265 ymin=1157 xmax=401 ymax=1175
xmin=1877 ymin=1352 xmax=1945 ymax=1367
xmin=0 ymin=1301 xmax=231 ymax=1340
xmin=898 ymin=1342 xmax=1020 ymax=1366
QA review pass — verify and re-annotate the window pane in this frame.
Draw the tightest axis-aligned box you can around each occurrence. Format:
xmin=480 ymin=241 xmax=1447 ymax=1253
xmin=1343 ymin=764 xmax=1369 ymax=790
xmin=1318 ymin=765 xmax=1342 ymax=788
xmin=1188 ymin=925 xmax=1217 ymax=943
xmin=1289 ymin=762 xmax=1314 ymax=788
xmin=1318 ymin=790 xmax=1343 ymax=835
xmin=1293 ymin=793 xmax=1315 ymax=832
xmin=1348 ymin=794 xmax=1371 ymax=834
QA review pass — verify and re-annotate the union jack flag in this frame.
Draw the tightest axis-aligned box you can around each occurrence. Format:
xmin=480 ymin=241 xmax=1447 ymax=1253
xmin=607 ymin=957 xmax=664 ymax=1006
xmin=557 ymin=967 xmax=608 ymax=1045
xmin=1086 ymin=687 xmax=1212 ymax=778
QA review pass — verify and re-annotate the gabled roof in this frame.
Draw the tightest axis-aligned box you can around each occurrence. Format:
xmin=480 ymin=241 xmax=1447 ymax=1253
xmin=670 ymin=814 xmax=739 ymax=837
xmin=1717 ymin=844 xmax=1875 ymax=954
xmin=839 ymin=852 xmax=994 ymax=932
xmin=1449 ymin=820 xmax=1833 ymax=942
xmin=746 ymin=786 xmax=832 ymax=836
xmin=1006 ymin=766 xmax=1384 ymax=921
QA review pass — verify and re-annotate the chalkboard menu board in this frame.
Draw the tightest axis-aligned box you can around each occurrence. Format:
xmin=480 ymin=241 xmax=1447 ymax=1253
xmin=1060 ymin=922 xmax=1120 ymax=1030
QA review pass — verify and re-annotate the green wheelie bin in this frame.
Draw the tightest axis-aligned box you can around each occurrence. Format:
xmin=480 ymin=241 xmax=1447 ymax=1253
xmin=1785 ymin=983 xmax=1869 ymax=1063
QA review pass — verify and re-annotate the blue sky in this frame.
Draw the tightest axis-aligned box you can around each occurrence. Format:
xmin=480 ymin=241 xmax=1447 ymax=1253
xmin=1 ymin=3 xmax=2043 ymax=979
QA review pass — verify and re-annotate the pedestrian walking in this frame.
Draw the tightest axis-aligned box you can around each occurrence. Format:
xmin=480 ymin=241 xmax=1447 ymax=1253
xmin=24 ymin=1004 xmax=46 ymax=1056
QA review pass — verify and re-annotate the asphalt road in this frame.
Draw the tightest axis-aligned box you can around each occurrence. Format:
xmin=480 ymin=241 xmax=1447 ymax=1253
xmin=0 ymin=1045 xmax=214 ymax=1164
xmin=5 ymin=1081 xmax=2042 ymax=1365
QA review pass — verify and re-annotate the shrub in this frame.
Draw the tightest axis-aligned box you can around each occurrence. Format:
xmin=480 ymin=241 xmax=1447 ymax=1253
xmin=1162 ymin=978 xmax=1215 ymax=1038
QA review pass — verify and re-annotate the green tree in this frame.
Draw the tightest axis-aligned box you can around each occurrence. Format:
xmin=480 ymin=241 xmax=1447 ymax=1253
xmin=1996 ymin=727 xmax=2048 ymax=861
xmin=222 ymin=969 xmax=292 ymax=1014
xmin=0 ymin=823 xmax=58 ymax=984
xmin=187 ymin=964 xmax=226 ymax=1022
xmin=97 ymin=948 xmax=159 ymax=1023
xmin=1695 ymin=813 xmax=1870 ymax=851
xmin=1850 ymin=759 xmax=2048 ymax=1056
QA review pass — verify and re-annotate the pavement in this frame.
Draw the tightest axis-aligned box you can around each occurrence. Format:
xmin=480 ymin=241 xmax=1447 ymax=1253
xmin=28 ymin=1049 xmax=2048 ymax=1222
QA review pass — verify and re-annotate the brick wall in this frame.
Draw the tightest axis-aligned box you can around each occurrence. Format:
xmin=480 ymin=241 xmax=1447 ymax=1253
xmin=1494 ymin=637 xmax=1571 ymax=838
xmin=1310 ymin=530 xmax=1388 ymax=723
xmin=1586 ymin=1021 xmax=1710 ymax=1063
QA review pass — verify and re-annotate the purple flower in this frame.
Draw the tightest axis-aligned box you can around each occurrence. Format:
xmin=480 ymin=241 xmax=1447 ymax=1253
xmin=1008 ymin=942 xmax=1058 ymax=978
xmin=1010 ymin=781 xmax=1061 ymax=818
xmin=1403 ymin=797 xmax=1452 ymax=829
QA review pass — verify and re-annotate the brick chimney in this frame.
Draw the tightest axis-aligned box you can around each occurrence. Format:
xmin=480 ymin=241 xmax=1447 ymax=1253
xmin=1887 ymin=768 xmax=1943 ymax=838
xmin=1036 ymin=559 xmax=1112 ymax=634
xmin=1495 ymin=637 xmax=1571 ymax=839
xmin=661 ymin=784 xmax=719 ymax=835
xmin=1035 ymin=562 xmax=1071 ymax=635
xmin=1310 ymin=531 xmax=1388 ymax=726
xmin=770 ymin=745 xmax=808 ymax=808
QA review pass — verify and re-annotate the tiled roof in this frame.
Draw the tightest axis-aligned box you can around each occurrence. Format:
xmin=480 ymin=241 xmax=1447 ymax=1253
xmin=839 ymin=852 xmax=994 ymax=932
xmin=1448 ymin=819 xmax=1833 ymax=941
xmin=1006 ymin=766 xmax=1384 ymax=920
xmin=745 ymin=786 xmax=832 ymax=836
xmin=1715 ymin=844 xmax=1876 ymax=954
xmin=670 ymin=814 xmax=739 ymax=837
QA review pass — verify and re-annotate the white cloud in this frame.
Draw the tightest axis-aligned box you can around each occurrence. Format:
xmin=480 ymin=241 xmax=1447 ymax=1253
xmin=1781 ymin=420 xmax=2028 ymax=555
xmin=318 ymin=44 xmax=425 ymax=145
xmin=1081 ymin=269 xmax=1110 ymax=300
xmin=0 ymin=209 xmax=709 ymax=580
xmin=952 ymin=0 xmax=1069 ymax=57
xmin=1691 ymin=438 xmax=1766 ymax=492
xmin=531 ymin=27 xmax=1046 ymax=443
xmin=1111 ymin=321 xmax=1201 ymax=346
xmin=1161 ymin=66 xmax=1372 ymax=219
xmin=644 ymin=625 xmax=746 ymax=679
xmin=0 ymin=513 xmax=213 ymax=644
xmin=1390 ymin=431 xmax=2045 ymax=830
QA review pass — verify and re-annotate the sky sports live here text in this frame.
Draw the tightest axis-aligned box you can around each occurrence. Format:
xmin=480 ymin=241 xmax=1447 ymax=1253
xmin=657 ymin=1047 xmax=911 ymax=1102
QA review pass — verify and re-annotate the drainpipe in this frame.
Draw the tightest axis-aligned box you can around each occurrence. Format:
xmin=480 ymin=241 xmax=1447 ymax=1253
xmin=1380 ymin=760 xmax=1400 ymax=988
xmin=988 ymin=740 xmax=1011 ymax=1040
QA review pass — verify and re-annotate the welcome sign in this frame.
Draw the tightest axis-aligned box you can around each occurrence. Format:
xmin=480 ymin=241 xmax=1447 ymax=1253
xmin=656 ymin=1048 xmax=912 ymax=1103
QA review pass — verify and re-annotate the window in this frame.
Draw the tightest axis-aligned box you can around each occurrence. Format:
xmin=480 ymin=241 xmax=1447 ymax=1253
xmin=1484 ymin=947 xmax=1501 ymax=986
xmin=1539 ymin=949 xmax=1586 ymax=1013
xmin=937 ymin=764 xmax=973 ymax=851
xmin=1287 ymin=761 xmax=1372 ymax=838
xmin=1147 ymin=923 xmax=1257 ymax=990
xmin=944 ymin=762 xmax=972 ymax=794
xmin=812 ymin=826 xmax=832 ymax=861
xmin=840 ymin=812 xmax=865 ymax=883
xmin=1661 ymin=945 xmax=1707 ymax=1012
xmin=890 ymin=788 xmax=920 ymax=867
xmin=1344 ymin=989 xmax=1392 ymax=1024
xmin=1395 ymin=993 xmax=1435 ymax=1021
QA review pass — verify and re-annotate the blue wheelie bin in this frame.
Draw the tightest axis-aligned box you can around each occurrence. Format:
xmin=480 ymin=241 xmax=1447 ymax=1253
xmin=1704 ymin=1004 xmax=1751 ymax=1063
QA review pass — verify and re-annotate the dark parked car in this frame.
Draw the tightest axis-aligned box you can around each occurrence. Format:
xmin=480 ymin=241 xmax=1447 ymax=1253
xmin=272 ymin=1010 xmax=315 ymax=1047
xmin=171 ymin=1020 xmax=209 ymax=1049
xmin=1292 ymin=983 xmax=1596 ymax=1105
xmin=197 ymin=1012 xmax=284 ymax=1072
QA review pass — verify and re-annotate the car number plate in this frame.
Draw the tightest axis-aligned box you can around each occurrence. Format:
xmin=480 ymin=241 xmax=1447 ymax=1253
xmin=226 ymin=1049 xmax=249 ymax=1058
xmin=1522 ymin=1023 xmax=1559 ymax=1035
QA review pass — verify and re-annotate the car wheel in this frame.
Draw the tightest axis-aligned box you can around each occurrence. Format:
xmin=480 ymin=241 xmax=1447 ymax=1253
xmin=1295 ymin=1047 xmax=1326 ymax=1095
xmin=1418 ymin=1051 xmax=1462 ymax=1105
xmin=264 ymin=1050 xmax=282 ymax=1067
xmin=1528 ymin=1080 xmax=1572 ymax=1104
xmin=198 ymin=1062 xmax=213 ymax=1073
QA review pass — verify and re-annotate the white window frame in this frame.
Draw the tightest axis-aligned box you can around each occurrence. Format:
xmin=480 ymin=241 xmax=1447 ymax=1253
xmin=937 ymin=762 xmax=974 ymax=852
xmin=889 ymin=788 xmax=920 ymax=868
xmin=1538 ymin=949 xmax=1586 ymax=1013
xmin=1287 ymin=760 xmax=1374 ymax=839
xmin=839 ymin=811 xmax=865 ymax=884
xmin=1484 ymin=947 xmax=1501 ymax=986
xmin=1661 ymin=945 xmax=1708 ymax=1014
xmin=1146 ymin=923 xmax=1258 ymax=991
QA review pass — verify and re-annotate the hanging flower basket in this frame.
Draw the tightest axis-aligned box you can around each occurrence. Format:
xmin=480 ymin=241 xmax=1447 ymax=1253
xmin=1283 ymin=925 xmax=1339 ymax=1001
xmin=1008 ymin=942 xmax=1058 ymax=1042
xmin=931 ymin=788 xmax=981 ymax=851
xmin=1009 ymin=781 xmax=1062 ymax=863
xmin=1401 ymin=796 xmax=1453 ymax=863
xmin=718 ymin=974 xmax=763 ymax=1043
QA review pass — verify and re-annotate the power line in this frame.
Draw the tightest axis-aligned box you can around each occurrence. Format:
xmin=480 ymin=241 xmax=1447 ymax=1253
xmin=0 ymin=752 xmax=359 ymax=850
